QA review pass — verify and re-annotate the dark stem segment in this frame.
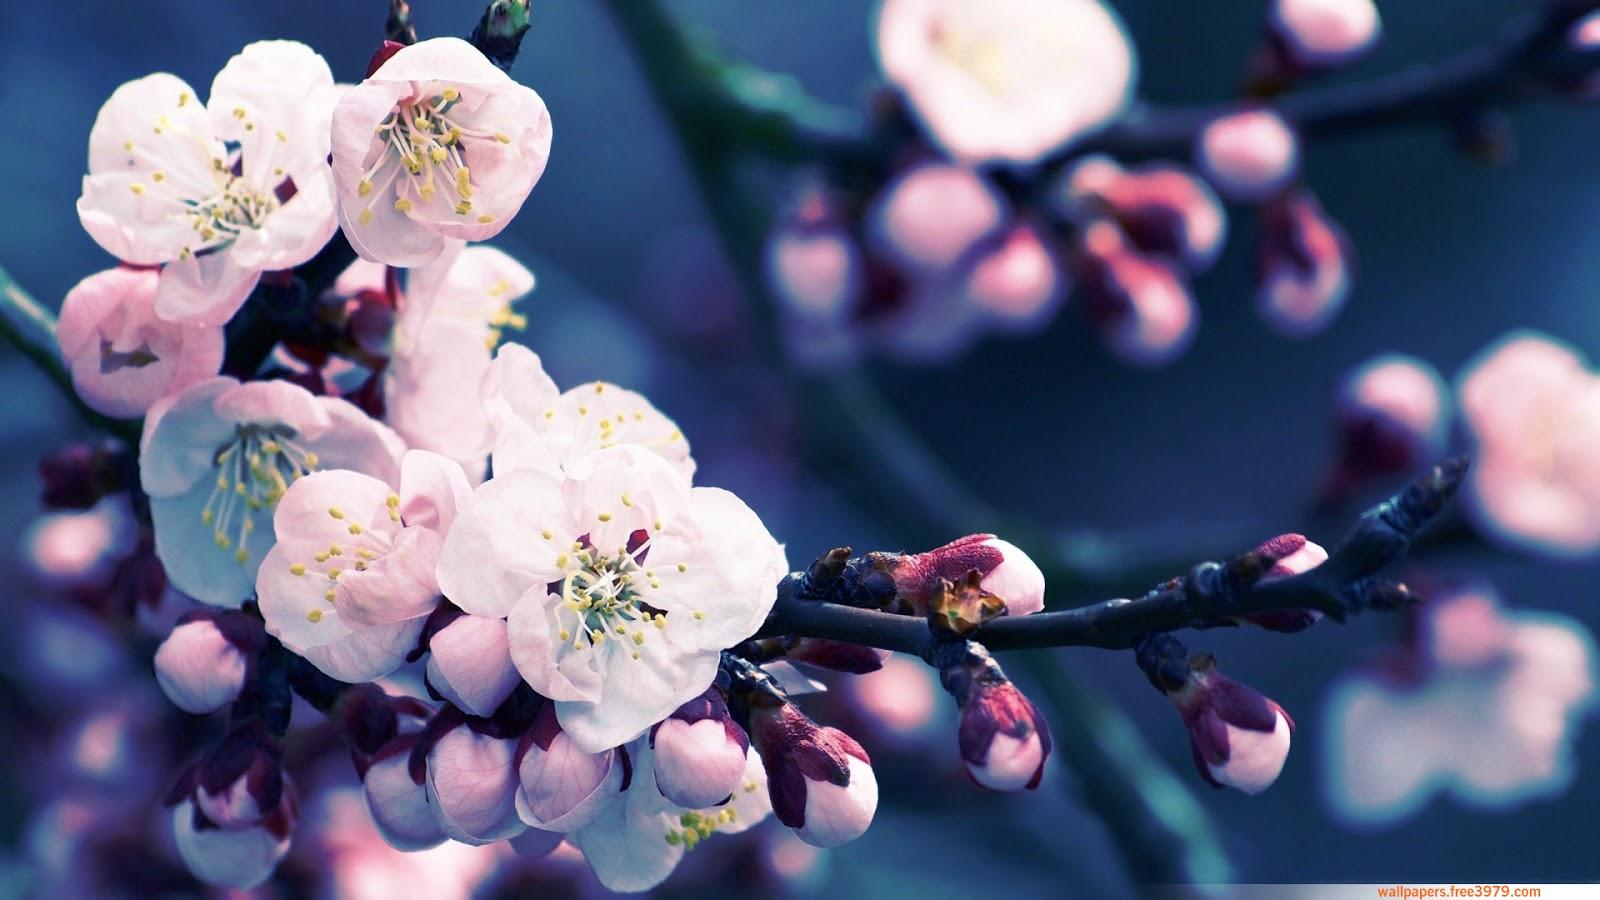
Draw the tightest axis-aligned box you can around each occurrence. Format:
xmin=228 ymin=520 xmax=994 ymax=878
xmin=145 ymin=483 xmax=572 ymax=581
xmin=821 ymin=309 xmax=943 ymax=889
xmin=757 ymin=458 xmax=1466 ymax=655
xmin=1074 ymin=1 xmax=1600 ymax=162
xmin=470 ymin=0 xmax=532 ymax=73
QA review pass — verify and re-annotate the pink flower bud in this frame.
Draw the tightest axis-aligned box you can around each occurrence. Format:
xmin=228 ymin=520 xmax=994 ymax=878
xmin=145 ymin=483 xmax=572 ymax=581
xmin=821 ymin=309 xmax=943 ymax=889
xmin=750 ymin=702 xmax=878 ymax=848
xmin=425 ymin=613 xmax=521 ymax=717
xmin=1333 ymin=354 xmax=1451 ymax=480
xmin=153 ymin=616 xmax=249 ymax=714
xmin=514 ymin=702 xmax=624 ymax=832
xmin=171 ymin=793 xmax=294 ymax=890
xmin=1239 ymin=533 xmax=1329 ymax=632
xmin=1077 ymin=221 xmax=1197 ymax=367
xmin=958 ymin=678 xmax=1052 ymax=791
xmin=1270 ymin=0 xmax=1381 ymax=68
xmin=766 ymin=188 xmax=863 ymax=323
xmin=895 ymin=534 xmax=1046 ymax=616
xmin=868 ymin=163 xmax=1006 ymax=274
xmin=652 ymin=688 xmax=751 ymax=809
xmin=362 ymin=735 xmax=445 ymax=851
xmin=1196 ymin=109 xmax=1299 ymax=203
xmin=193 ymin=734 xmax=283 ymax=830
xmin=55 ymin=267 xmax=224 ymax=420
xmin=1256 ymin=190 xmax=1352 ymax=339
xmin=1169 ymin=660 xmax=1294 ymax=794
xmin=1062 ymin=157 xmax=1228 ymax=272
xmin=962 ymin=225 xmax=1066 ymax=333
xmin=426 ymin=722 xmax=525 ymax=844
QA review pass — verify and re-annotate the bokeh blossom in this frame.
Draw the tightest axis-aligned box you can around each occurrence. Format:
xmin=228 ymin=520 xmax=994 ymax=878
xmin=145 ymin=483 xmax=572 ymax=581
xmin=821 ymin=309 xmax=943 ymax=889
xmin=1456 ymin=331 xmax=1600 ymax=557
xmin=875 ymin=0 xmax=1136 ymax=164
xmin=1323 ymin=584 xmax=1598 ymax=826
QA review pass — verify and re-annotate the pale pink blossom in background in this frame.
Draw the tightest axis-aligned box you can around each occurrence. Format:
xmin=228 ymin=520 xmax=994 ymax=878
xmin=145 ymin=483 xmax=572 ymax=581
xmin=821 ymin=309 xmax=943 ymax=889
xmin=77 ymin=42 xmax=341 ymax=324
xmin=844 ymin=654 xmax=945 ymax=743
xmin=1270 ymin=0 xmax=1382 ymax=68
xmin=765 ymin=188 xmax=863 ymax=322
xmin=56 ymin=267 xmax=223 ymax=419
xmin=1322 ymin=586 xmax=1598 ymax=826
xmin=314 ymin=786 xmax=503 ymax=900
xmin=21 ymin=496 xmax=138 ymax=590
xmin=331 ymin=38 xmax=553 ymax=266
xmin=140 ymin=377 xmax=404 ymax=607
xmin=875 ymin=0 xmax=1136 ymax=164
xmin=1196 ymin=109 xmax=1300 ymax=202
xmin=1456 ymin=331 xmax=1600 ymax=557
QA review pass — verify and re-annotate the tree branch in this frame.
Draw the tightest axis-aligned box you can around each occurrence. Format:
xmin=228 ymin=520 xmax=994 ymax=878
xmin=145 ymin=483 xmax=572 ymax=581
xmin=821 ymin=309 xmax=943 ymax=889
xmin=757 ymin=458 xmax=1466 ymax=655
xmin=0 ymin=265 xmax=141 ymax=442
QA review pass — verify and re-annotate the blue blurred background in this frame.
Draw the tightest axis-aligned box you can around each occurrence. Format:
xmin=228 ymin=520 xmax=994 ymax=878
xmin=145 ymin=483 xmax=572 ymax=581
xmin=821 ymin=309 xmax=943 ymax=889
xmin=1 ymin=0 xmax=1598 ymax=895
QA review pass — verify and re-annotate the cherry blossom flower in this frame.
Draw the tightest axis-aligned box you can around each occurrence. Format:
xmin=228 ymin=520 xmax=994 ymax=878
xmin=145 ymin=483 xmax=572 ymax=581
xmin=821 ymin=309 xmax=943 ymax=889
xmin=1270 ymin=0 xmax=1382 ymax=68
xmin=22 ymin=496 xmax=138 ymax=591
xmin=480 ymin=343 xmax=695 ymax=481
xmin=152 ymin=613 xmax=251 ymax=714
xmin=1456 ymin=331 xmax=1600 ymax=557
xmin=1323 ymin=585 xmax=1598 ymax=826
xmin=1164 ymin=657 xmax=1294 ymax=794
xmin=331 ymin=37 xmax=553 ymax=266
xmin=257 ymin=450 xmax=469 ymax=682
xmin=570 ymin=740 xmax=771 ymax=892
xmin=77 ymin=42 xmax=341 ymax=325
xmin=386 ymin=243 xmax=534 ymax=479
xmin=1256 ymin=189 xmax=1352 ymax=338
xmin=1196 ymin=109 xmax=1300 ymax=202
xmin=140 ymin=377 xmax=404 ymax=607
xmin=438 ymin=445 xmax=786 ymax=752
xmin=875 ymin=0 xmax=1136 ymax=164
xmin=56 ymin=267 xmax=223 ymax=418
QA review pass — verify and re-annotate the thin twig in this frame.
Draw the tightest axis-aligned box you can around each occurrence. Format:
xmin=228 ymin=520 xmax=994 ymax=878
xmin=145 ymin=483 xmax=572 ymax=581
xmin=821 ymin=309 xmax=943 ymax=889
xmin=758 ymin=458 xmax=1465 ymax=655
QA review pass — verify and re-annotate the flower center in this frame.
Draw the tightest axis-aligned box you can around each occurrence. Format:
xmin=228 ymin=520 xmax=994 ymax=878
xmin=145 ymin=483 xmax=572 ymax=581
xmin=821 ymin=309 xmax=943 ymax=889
xmin=181 ymin=171 xmax=282 ymax=254
xmin=556 ymin=539 xmax=665 ymax=659
xmin=930 ymin=22 xmax=1016 ymax=96
xmin=200 ymin=425 xmax=320 ymax=565
xmin=356 ymin=85 xmax=512 ymax=227
xmin=283 ymin=495 xmax=403 ymax=624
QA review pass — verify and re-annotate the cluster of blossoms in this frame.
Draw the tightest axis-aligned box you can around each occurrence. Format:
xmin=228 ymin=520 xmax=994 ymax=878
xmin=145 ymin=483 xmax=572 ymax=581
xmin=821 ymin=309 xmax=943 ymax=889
xmin=48 ymin=23 xmax=1081 ymax=892
xmin=763 ymin=0 xmax=1382 ymax=369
